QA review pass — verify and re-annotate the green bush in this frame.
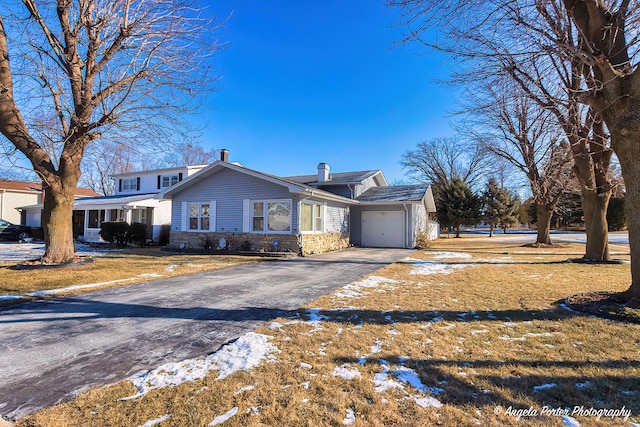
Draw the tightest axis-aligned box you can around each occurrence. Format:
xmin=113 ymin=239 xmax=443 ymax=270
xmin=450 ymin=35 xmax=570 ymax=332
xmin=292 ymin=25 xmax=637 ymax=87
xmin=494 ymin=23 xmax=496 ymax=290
xmin=128 ymin=222 xmax=148 ymax=245
xmin=100 ymin=222 xmax=129 ymax=245
xmin=158 ymin=224 xmax=171 ymax=246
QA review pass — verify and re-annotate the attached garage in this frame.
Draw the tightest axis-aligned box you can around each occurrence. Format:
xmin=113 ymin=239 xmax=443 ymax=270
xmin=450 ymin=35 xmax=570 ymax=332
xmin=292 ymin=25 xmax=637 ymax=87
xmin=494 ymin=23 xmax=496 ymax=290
xmin=362 ymin=211 xmax=405 ymax=248
xmin=351 ymin=185 xmax=437 ymax=249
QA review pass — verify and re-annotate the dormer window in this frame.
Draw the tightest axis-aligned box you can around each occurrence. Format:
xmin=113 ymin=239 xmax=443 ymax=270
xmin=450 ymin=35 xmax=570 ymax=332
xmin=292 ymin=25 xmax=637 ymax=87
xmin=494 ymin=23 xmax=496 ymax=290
xmin=157 ymin=173 xmax=183 ymax=189
xmin=162 ymin=174 xmax=180 ymax=188
xmin=121 ymin=178 xmax=139 ymax=192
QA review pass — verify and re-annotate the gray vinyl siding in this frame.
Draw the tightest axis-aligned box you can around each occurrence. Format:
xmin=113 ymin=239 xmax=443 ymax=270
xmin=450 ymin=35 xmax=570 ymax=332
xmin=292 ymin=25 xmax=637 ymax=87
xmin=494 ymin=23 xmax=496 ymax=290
xmin=171 ymin=168 xmax=298 ymax=233
xmin=316 ymin=185 xmax=353 ymax=199
xmin=325 ymin=202 xmax=349 ymax=233
xmin=358 ymin=176 xmax=380 ymax=197
xmin=409 ymin=203 xmax=428 ymax=247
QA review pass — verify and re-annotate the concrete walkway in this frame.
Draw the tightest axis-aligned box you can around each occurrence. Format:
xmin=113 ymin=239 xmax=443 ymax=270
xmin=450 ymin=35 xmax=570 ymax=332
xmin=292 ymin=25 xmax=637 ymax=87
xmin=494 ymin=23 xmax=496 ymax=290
xmin=0 ymin=247 xmax=412 ymax=421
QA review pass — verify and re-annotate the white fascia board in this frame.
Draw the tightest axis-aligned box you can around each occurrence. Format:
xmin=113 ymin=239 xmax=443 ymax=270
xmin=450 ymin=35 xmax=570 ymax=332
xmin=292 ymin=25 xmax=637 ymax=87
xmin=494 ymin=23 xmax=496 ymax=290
xmin=298 ymin=189 xmax=359 ymax=204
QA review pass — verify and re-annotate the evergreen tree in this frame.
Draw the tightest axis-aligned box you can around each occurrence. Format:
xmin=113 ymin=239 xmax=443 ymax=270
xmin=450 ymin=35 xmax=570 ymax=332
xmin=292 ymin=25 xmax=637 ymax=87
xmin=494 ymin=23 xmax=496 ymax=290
xmin=483 ymin=178 xmax=519 ymax=236
xmin=438 ymin=178 xmax=483 ymax=238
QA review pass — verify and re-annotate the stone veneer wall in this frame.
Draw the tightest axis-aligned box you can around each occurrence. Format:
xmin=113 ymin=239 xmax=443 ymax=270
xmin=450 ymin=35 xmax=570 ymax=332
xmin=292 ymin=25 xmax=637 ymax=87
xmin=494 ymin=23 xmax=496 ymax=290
xmin=299 ymin=232 xmax=350 ymax=256
xmin=170 ymin=231 xmax=350 ymax=255
xmin=170 ymin=232 xmax=299 ymax=253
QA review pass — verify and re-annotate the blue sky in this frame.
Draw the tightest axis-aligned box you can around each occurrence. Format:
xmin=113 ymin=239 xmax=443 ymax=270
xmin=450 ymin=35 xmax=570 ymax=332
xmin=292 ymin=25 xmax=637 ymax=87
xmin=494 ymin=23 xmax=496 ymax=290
xmin=198 ymin=0 xmax=457 ymax=183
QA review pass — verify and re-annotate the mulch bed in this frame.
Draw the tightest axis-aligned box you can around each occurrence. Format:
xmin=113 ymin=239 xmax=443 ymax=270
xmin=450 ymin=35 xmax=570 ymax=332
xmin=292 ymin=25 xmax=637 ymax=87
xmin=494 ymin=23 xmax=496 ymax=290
xmin=15 ymin=255 xmax=94 ymax=270
xmin=565 ymin=291 xmax=640 ymax=323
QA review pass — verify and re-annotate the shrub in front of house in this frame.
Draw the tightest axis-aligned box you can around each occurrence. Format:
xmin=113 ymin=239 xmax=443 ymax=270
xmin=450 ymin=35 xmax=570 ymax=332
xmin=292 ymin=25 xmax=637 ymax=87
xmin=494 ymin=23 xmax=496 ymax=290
xmin=158 ymin=224 xmax=171 ymax=246
xmin=128 ymin=222 xmax=147 ymax=245
xmin=100 ymin=222 xmax=129 ymax=245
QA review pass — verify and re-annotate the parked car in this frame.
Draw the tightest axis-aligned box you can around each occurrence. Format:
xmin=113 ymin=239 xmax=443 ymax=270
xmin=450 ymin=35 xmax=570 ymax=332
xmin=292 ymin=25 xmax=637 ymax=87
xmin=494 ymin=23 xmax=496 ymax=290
xmin=0 ymin=219 xmax=32 ymax=241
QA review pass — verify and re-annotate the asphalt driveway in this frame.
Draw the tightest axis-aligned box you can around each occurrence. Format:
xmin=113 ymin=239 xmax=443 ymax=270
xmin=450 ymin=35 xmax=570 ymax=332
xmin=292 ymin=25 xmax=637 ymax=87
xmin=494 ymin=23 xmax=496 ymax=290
xmin=0 ymin=247 xmax=413 ymax=421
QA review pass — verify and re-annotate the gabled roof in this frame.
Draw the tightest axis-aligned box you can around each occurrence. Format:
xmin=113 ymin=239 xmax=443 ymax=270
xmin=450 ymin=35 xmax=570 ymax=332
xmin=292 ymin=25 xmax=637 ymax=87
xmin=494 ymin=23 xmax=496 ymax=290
xmin=356 ymin=185 xmax=436 ymax=211
xmin=285 ymin=170 xmax=385 ymax=186
xmin=0 ymin=179 xmax=99 ymax=197
xmin=159 ymin=161 xmax=357 ymax=204
xmin=0 ymin=179 xmax=41 ymax=193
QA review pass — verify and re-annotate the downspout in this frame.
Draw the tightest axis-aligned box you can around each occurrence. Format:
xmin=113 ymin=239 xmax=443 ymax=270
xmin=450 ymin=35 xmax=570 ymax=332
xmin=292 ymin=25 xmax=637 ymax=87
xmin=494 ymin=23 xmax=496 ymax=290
xmin=402 ymin=203 xmax=409 ymax=249
xmin=0 ymin=189 xmax=4 ymax=221
xmin=347 ymin=184 xmax=354 ymax=199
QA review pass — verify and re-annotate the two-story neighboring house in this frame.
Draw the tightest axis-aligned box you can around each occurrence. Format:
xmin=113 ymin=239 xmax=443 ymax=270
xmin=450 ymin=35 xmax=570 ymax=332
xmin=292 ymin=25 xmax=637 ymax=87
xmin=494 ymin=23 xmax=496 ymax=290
xmin=21 ymin=165 xmax=206 ymax=243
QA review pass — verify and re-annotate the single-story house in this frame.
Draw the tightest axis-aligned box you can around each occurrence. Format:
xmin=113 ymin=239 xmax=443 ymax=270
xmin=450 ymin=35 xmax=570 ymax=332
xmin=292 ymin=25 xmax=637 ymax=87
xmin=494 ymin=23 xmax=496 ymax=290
xmin=160 ymin=159 xmax=437 ymax=255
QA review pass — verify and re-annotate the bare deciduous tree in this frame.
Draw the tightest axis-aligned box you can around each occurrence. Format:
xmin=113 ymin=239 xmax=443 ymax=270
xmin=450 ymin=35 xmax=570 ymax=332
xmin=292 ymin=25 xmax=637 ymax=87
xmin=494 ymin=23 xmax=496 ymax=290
xmin=400 ymin=137 xmax=489 ymax=188
xmin=392 ymin=0 xmax=615 ymax=261
xmin=466 ymin=85 xmax=574 ymax=245
xmin=559 ymin=1 xmax=640 ymax=299
xmin=0 ymin=1 xmax=221 ymax=263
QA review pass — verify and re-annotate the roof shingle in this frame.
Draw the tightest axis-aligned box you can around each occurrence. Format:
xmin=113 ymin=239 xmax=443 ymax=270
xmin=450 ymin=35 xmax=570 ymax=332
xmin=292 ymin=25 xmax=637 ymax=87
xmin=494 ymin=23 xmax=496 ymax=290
xmin=356 ymin=185 xmax=429 ymax=203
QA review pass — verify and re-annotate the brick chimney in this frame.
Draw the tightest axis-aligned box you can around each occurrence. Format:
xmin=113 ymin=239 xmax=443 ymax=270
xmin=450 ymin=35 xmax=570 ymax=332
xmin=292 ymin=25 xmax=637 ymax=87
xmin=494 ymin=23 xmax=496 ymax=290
xmin=317 ymin=163 xmax=330 ymax=183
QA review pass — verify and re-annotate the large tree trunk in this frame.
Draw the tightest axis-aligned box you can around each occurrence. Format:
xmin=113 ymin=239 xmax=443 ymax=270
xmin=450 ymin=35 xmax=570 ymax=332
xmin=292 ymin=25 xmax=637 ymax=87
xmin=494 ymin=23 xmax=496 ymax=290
xmin=489 ymin=223 xmax=494 ymax=237
xmin=611 ymin=131 xmax=640 ymax=300
xmin=41 ymin=182 xmax=76 ymax=264
xmin=536 ymin=203 xmax=553 ymax=245
xmin=581 ymin=188 xmax=611 ymax=261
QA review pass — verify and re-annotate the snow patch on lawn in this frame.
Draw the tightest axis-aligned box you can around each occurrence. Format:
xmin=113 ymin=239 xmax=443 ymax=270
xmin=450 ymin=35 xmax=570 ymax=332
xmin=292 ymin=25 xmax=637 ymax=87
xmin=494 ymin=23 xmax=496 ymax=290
xmin=404 ymin=258 xmax=468 ymax=276
xmin=123 ymin=333 xmax=279 ymax=399
xmin=138 ymin=414 xmax=170 ymax=427
xmin=429 ymin=252 xmax=472 ymax=260
xmin=334 ymin=275 xmax=399 ymax=300
xmin=0 ymin=274 xmax=166 ymax=301
xmin=209 ymin=407 xmax=238 ymax=426
xmin=373 ymin=364 xmax=444 ymax=408
xmin=343 ymin=408 xmax=356 ymax=425
xmin=533 ymin=383 xmax=557 ymax=392
xmin=234 ymin=385 xmax=255 ymax=395
xmin=332 ymin=365 xmax=362 ymax=380
xmin=562 ymin=415 xmax=581 ymax=427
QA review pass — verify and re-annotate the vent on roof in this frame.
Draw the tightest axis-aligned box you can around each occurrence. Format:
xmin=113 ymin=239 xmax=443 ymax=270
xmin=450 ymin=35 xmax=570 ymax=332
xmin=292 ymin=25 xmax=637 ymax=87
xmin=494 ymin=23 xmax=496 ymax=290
xmin=318 ymin=163 xmax=330 ymax=183
xmin=220 ymin=149 xmax=229 ymax=162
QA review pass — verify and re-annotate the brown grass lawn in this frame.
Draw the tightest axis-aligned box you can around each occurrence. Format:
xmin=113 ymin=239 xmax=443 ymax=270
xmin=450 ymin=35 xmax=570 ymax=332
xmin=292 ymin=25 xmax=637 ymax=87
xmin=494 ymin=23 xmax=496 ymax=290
xmin=0 ymin=247 xmax=264 ymax=305
xmin=16 ymin=236 xmax=640 ymax=427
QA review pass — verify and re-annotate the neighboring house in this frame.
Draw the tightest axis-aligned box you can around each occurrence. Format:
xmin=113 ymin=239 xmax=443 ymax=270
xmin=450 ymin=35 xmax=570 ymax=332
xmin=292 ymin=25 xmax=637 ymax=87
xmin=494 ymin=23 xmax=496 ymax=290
xmin=20 ymin=164 xmax=207 ymax=242
xmin=1 ymin=179 xmax=98 ymax=225
xmin=160 ymin=158 xmax=437 ymax=255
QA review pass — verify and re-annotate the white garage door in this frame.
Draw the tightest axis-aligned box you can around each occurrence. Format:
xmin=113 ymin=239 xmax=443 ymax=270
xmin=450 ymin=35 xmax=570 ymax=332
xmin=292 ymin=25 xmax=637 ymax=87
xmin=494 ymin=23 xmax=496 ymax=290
xmin=362 ymin=211 xmax=405 ymax=248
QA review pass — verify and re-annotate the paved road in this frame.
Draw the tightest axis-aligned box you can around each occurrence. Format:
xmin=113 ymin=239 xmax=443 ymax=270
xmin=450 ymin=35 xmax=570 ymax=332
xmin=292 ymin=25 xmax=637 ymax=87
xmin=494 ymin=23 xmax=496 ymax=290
xmin=0 ymin=247 xmax=412 ymax=421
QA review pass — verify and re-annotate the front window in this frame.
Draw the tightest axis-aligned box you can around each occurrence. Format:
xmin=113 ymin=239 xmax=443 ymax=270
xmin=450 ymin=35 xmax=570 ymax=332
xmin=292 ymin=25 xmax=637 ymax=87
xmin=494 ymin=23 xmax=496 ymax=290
xmin=189 ymin=203 xmax=210 ymax=231
xmin=252 ymin=202 xmax=264 ymax=232
xmin=301 ymin=203 xmax=324 ymax=233
xmin=122 ymin=178 xmax=137 ymax=191
xmin=268 ymin=202 xmax=291 ymax=232
xmin=88 ymin=210 xmax=106 ymax=228
xmin=109 ymin=209 xmax=125 ymax=222
xmin=162 ymin=174 xmax=180 ymax=188
xmin=252 ymin=200 xmax=291 ymax=233
xmin=131 ymin=208 xmax=148 ymax=224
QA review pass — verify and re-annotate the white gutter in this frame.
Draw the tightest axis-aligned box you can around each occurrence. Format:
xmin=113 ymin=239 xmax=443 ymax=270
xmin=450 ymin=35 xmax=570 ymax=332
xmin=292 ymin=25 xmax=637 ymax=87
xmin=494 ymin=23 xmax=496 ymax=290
xmin=403 ymin=203 xmax=409 ymax=249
